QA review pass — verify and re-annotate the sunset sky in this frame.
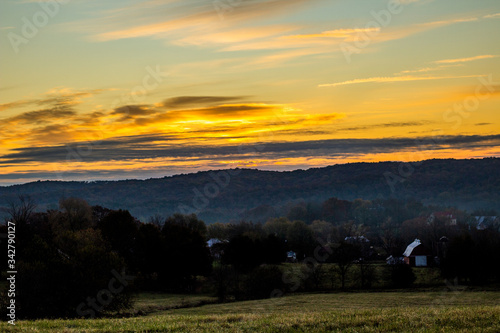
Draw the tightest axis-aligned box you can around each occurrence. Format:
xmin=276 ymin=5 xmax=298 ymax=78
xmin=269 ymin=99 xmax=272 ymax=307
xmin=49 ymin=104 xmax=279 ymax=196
xmin=1 ymin=0 xmax=499 ymax=185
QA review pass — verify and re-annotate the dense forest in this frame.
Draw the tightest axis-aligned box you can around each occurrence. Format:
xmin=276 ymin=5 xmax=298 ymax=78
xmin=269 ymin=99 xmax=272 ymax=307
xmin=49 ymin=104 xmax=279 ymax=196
xmin=0 ymin=158 xmax=499 ymax=223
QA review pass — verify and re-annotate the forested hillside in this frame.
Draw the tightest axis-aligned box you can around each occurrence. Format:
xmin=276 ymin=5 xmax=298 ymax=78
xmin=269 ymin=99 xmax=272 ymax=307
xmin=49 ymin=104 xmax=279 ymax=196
xmin=1 ymin=158 xmax=499 ymax=223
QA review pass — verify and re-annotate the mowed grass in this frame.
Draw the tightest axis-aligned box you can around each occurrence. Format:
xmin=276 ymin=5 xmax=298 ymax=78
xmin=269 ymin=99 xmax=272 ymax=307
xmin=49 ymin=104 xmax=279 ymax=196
xmin=2 ymin=291 xmax=499 ymax=332
xmin=133 ymin=293 xmax=217 ymax=314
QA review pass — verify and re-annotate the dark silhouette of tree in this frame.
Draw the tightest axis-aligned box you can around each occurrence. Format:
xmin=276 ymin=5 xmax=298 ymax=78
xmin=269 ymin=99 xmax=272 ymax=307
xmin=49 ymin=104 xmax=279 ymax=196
xmin=244 ymin=265 xmax=284 ymax=300
xmin=92 ymin=205 xmax=112 ymax=225
xmin=263 ymin=217 xmax=291 ymax=241
xmin=165 ymin=213 xmax=207 ymax=239
xmin=390 ymin=264 xmax=416 ymax=288
xmin=330 ymin=242 xmax=361 ymax=289
xmin=134 ymin=223 xmax=164 ymax=288
xmin=1 ymin=204 xmax=132 ymax=319
xmin=59 ymin=197 xmax=93 ymax=231
xmin=262 ymin=234 xmax=287 ymax=264
xmin=147 ymin=214 xmax=165 ymax=228
xmin=380 ymin=219 xmax=405 ymax=256
xmin=160 ymin=215 xmax=212 ymax=291
xmin=97 ymin=209 xmax=139 ymax=268
xmin=357 ymin=258 xmax=376 ymax=288
xmin=223 ymin=235 xmax=262 ymax=274
xmin=212 ymin=260 xmax=235 ymax=302
xmin=3 ymin=195 xmax=36 ymax=241
xmin=305 ymin=262 xmax=325 ymax=291
xmin=442 ymin=230 xmax=500 ymax=284
xmin=321 ymin=198 xmax=352 ymax=224
xmin=286 ymin=220 xmax=316 ymax=260
xmin=207 ymin=222 xmax=229 ymax=240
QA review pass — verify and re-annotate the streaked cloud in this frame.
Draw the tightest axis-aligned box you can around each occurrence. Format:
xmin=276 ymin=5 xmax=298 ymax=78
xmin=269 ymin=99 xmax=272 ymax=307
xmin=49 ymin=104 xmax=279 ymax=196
xmin=434 ymin=55 xmax=498 ymax=64
xmin=85 ymin=0 xmax=318 ymax=42
xmin=395 ymin=64 xmax=463 ymax=75
xmin=2 ymin=134 xmax=499 ymax=165
xmin=7 ymin=109 xmax=77 ymax=125
xmin=318 ymin=75 xmax=485 ymax=88
xmin=339 ymin=121 xmax=433 ymax=132
xmin=283 ymin=28 xmax=380 ymax=40
xmin=162 ymin=96 xmax=249 ymax=108
xmin=483 ymin=13 xmax=500 ymax=19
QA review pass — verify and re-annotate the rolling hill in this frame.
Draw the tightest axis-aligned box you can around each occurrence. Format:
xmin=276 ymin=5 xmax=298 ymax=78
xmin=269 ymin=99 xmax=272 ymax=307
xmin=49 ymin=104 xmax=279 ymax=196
xmin=1 ymin=158 xmax=499 ymax=223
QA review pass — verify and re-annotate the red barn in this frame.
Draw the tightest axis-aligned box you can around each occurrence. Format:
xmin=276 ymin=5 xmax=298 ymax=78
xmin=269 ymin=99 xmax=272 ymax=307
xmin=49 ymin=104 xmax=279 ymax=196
xmin=403 ymin=239 xmax=432 ymax=267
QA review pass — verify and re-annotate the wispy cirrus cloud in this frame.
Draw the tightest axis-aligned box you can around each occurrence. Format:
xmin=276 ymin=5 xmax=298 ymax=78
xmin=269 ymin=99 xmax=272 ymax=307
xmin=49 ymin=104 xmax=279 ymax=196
xmin=392 ymin=54 xmax=497 ymax=77
xmin=283 ymin=28 xmax=380 ymax=40
xmin=434 ymin=54 xmax=498 ymax=64
xmin=483 ymin=13 xmax=500 ymax=19
xmin=82 ymin=0 xmax=319 ymax=42
xmin=394 ymin=64 xmax=463 ymax=75
xmin=174 ymin=25 xmax=298 ymax=46
xmin=318 ymin=74 xmax=485 ymax=88
xmin=219 ymin=12 xmax=499 ymax=54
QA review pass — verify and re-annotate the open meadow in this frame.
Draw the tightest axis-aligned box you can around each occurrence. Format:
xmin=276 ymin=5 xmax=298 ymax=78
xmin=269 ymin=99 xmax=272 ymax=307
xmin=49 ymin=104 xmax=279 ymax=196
xmin=2 ymin=291 xmax=499 ymax=332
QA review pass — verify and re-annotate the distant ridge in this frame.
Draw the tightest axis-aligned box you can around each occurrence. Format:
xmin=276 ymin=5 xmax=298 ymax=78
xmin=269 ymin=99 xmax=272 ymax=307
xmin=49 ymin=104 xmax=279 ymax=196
xmin=1 ymin=158 xmax=499 ymax=223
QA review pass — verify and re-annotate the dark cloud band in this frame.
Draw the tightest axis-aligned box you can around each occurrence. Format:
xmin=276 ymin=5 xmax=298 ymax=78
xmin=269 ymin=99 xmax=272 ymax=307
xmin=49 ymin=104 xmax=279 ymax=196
xmin=1 ymin=133 xmax=499 ymax=165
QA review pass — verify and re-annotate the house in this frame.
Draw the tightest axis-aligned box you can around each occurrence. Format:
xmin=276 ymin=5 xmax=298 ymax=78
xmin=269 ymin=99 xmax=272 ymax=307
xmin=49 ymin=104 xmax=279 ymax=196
xmin=345 ymin=235 xmax=374 ymax=258
xmin=344 ymin=235 xmax=369 ymax=243
xmin=386 ymin=255 xmax=405 ymax=265
xmin=427 ymin=211 xmax=457 ymax=226
xmin=474 ymin=216 xmax=498 ymax=230
xmin=403 ymin=239 xmax=432 ymax=267
xmin=207 ymin=238 xmax=222 ymax=247
xmin=286 ymin=251 xmax=297 ymax=263
xmin=207 ymin=238 xmax=224 ymax=259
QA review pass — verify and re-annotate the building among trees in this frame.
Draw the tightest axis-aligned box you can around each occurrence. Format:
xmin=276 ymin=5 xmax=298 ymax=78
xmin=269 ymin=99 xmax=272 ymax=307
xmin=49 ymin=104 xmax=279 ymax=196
xmin=403 ymin=239 xmax=432 ymax=267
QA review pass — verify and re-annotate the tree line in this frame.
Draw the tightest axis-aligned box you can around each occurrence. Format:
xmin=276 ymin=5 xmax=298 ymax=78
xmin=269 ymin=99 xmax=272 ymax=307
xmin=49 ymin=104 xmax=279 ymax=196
xmin=1 ymin=195 xmax=499 ymax=319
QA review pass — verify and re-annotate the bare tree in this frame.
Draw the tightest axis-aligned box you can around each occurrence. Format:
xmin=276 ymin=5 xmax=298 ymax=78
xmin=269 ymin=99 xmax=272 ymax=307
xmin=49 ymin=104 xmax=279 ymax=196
xmin=306 ymin=262 xmax=325 ymax=291
xmin=58 ymin=197 xmax=92 ymax=231
xmin=331 ymin=242 xmax=360 ymax=289
xmin=4 ymin=195 xmax=36 ymax=227
xmin=148 ymin=214 xmax=165 ymax=228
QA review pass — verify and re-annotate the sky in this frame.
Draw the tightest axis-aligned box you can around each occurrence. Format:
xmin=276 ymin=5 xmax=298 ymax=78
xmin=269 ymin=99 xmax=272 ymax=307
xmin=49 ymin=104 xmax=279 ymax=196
xmin=1 ymin=0 xmax=499 ymax=186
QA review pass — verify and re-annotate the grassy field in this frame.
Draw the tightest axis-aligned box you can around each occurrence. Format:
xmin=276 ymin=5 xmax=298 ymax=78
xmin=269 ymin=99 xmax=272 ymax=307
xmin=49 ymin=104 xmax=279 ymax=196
xmin=133 ymin=293 xmax=218 ymax=314
xmin=2 ymin=291 xmax=499 ymax=332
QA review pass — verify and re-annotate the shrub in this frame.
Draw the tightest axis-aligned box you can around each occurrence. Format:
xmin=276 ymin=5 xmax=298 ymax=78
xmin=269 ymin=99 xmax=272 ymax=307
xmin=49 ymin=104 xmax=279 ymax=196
xmin=390 ymin=264 xmax=416 ymax=288
xmin=244 ymin=265 xmax=284 ymax=300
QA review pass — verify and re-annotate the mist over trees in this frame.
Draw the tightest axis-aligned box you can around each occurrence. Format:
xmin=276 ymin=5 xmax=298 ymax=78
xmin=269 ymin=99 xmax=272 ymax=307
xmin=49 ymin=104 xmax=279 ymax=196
xmin=0 ymin=158 xmax=498 ymax=223
xmin=1 ymin=192 xmax=499 ymax=319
